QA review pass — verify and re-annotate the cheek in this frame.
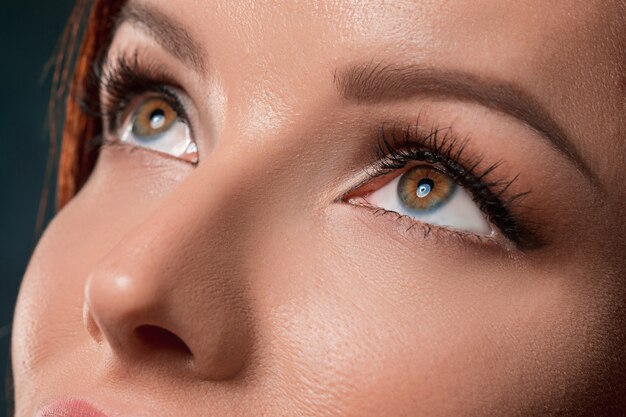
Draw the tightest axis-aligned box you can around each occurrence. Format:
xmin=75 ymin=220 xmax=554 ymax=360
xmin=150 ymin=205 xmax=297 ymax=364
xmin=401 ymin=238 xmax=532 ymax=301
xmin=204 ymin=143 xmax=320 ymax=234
xmin=252 ymin=204 xmax=625 ymax=416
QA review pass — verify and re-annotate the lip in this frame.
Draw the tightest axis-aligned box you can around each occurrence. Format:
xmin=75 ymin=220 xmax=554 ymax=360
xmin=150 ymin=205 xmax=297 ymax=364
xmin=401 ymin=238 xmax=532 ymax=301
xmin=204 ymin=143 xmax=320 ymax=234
xmin=35 ymin=399 xmax=110 ymax=417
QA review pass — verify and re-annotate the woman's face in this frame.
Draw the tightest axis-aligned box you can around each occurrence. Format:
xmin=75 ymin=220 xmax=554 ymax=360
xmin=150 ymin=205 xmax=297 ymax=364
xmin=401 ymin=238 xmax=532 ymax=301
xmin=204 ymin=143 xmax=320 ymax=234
xmin=13 ymin=0 xmax=626 ymax=416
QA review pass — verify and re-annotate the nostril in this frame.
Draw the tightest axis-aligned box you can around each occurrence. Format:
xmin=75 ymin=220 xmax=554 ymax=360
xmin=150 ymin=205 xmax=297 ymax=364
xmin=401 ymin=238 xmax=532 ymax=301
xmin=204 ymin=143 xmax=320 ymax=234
xmin=134 ymin=325 xmax=193 ymax=357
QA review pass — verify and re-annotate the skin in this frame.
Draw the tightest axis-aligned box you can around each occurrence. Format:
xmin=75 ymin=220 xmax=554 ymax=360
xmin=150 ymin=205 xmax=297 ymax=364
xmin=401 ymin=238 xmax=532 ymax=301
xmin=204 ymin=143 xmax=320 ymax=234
xmin=12 ymin=0 xmax=626 ymax=416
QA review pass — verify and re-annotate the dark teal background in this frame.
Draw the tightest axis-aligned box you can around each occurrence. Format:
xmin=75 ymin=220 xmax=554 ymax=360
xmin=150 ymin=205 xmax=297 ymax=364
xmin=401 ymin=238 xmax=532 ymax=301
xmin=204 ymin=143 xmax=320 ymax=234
xmin=1 ymin=1 xmax=75 ymax=416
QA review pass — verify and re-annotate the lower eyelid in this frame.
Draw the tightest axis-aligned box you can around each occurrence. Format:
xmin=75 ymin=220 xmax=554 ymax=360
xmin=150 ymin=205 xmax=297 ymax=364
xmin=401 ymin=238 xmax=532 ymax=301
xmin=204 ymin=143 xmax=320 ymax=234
xmin=99 ymin=137 xmax=195 ymax=166
xmin=346 ymin=197 xmax=510 ymax=249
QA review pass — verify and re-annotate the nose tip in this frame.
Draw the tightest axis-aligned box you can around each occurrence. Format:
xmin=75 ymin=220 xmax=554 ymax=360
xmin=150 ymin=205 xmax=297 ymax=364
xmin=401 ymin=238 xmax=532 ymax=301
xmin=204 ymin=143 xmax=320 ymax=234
xmin=84 ymin=272 xmax=172 ymax=350
xmin=84 ymin=261 xmax=251 ymax=381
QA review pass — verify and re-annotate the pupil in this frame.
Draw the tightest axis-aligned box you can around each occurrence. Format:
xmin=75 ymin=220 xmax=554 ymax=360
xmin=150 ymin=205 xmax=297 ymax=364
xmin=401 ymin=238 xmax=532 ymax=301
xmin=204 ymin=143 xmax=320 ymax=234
xmin=416 ymin=178 xmax=434 ymax=199
xmin=149 ymin=109 xmax=166 ymax=130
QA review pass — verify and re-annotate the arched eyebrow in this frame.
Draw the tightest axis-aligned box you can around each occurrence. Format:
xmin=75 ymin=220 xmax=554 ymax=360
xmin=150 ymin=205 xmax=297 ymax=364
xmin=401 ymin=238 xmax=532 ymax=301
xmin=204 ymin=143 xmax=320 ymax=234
xmin=335 ymin=62 xmax=598 ymax=187
xmin=115 ymin=1 xmax=206 ymax=73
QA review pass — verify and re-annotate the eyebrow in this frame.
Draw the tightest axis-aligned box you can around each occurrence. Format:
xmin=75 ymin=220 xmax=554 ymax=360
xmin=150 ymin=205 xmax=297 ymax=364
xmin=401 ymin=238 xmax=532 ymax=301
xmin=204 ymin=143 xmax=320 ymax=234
xmin=335 ymin=62 xmax=597 ymax=185
xmin=116 ymin=2 xmax=206 ymax=72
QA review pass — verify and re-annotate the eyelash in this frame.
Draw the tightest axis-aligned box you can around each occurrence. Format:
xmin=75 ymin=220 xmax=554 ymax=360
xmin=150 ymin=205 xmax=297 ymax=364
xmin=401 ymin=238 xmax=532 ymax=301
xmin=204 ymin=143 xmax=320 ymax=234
xmin=83 ymin=52 xmax=536 ymax=249
xmin=83 ymin=52 xmax=188 ymax=139
xmin=357 ymin=123 xmax=537 ymax=249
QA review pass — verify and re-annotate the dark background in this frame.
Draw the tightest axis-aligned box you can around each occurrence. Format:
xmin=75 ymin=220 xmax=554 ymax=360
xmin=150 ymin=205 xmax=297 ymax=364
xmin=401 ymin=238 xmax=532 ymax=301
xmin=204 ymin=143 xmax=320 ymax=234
xmin=1 ymin=1 xmax=75 ymax=416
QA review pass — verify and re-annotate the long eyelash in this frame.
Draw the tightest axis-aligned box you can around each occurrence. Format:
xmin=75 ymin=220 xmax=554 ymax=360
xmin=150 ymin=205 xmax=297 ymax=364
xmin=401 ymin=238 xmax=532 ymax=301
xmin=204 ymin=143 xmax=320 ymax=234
xmin=369 ymin=121 xmax=539 ymax=249
xmin=81 ymin=50 xmax=186 ymax=136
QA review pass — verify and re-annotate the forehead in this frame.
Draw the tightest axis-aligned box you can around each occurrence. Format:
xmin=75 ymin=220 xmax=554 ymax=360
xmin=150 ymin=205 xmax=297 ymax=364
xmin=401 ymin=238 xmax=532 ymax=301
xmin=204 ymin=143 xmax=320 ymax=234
xmin=191 ymin=0 xmax=625 ymax=60
xmin=130 ymin=0 xmax=625 ymax=63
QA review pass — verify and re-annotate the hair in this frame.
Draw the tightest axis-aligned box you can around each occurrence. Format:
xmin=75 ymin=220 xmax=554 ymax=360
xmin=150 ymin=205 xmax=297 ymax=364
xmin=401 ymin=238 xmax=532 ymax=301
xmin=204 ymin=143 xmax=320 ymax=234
xmin=50 ymin=0 xmax=125 ymax=212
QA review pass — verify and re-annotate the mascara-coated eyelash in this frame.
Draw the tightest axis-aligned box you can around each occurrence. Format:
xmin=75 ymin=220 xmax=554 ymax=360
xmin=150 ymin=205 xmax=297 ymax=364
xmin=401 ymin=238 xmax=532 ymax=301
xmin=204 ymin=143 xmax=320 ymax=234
xmin=107 ymin=57 xmax=187 ymax=137
xmin=355 ymin=123 xmax=538 ymax=249
xmin=83 ymin=52 xmax=188 ymax=136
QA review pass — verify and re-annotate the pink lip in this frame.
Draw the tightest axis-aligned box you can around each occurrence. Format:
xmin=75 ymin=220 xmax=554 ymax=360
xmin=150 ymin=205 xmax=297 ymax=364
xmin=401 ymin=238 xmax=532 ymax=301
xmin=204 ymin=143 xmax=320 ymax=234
xmin=35 ymin=399 xmax=110 ymax=417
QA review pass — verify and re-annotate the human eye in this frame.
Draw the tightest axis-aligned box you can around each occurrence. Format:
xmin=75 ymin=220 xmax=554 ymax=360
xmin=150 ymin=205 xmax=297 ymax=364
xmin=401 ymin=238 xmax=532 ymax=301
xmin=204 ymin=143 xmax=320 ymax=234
xmin=366 ymin=164 xmax=490 ymax=234
xmin=95 ymin=53 xmax=198 ymax=164
xmin=346 ymin=124 xmax=536 ymax=249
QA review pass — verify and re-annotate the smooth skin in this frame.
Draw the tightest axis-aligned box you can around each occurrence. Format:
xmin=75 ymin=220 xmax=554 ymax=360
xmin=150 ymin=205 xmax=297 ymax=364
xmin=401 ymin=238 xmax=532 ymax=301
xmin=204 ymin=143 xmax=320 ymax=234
xmin=12 ymin=0 xmax=626 ymax=416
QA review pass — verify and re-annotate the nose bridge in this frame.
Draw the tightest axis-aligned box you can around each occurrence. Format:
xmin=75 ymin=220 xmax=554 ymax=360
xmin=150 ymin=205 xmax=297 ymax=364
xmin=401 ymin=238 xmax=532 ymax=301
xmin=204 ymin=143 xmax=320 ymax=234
xmin=84 ymin=158 xmax=256 ymax=381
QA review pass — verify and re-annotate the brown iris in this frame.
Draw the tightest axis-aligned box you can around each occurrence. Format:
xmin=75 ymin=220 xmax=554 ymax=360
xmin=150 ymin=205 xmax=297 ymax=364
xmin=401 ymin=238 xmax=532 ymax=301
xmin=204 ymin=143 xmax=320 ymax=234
xmin=131 ymin=97 xmax=178 ymax=139
xmin=397 ymin=166 xmax=456 ymax=211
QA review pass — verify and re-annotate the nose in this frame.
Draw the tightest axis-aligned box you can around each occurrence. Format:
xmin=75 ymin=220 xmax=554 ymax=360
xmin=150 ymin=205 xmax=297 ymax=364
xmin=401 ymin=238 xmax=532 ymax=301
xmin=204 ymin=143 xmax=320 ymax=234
xmin=83 ymin=171 xmax=253 ymax=381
